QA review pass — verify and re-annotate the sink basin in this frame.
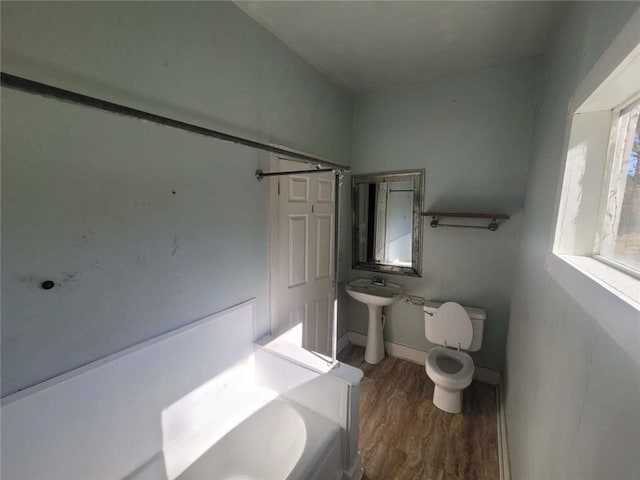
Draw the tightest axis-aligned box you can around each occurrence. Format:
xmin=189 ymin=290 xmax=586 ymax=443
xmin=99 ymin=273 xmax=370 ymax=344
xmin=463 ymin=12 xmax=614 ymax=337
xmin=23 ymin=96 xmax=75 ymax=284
xmin=345 ymin=279 xmax=404 ymax=364
xmin=345 ymin=279 xmax=403 ymax=307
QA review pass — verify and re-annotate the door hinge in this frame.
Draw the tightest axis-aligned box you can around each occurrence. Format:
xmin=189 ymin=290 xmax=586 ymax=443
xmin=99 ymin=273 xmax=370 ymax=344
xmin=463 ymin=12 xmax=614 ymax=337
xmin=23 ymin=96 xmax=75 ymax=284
xmin=312 ymin=204 xmax=315 ymax=213
xmin=277 ymin=180 xmax=280 ymax=195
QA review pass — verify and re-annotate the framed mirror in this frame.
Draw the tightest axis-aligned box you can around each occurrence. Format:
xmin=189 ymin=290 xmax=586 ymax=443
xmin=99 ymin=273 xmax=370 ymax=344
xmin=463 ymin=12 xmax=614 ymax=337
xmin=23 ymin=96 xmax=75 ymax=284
xmin=352 ymin=170 xmax=424 ymax=277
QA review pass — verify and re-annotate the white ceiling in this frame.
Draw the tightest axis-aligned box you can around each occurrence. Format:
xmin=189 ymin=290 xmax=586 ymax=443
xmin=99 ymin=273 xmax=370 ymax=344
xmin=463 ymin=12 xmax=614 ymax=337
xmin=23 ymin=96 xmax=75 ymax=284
xmin=236 ymin=1 xmax=568 ymax=96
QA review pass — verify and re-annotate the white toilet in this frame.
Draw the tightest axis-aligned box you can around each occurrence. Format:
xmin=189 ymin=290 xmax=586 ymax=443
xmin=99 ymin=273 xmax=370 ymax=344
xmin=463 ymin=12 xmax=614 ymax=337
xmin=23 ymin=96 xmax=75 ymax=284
xmin=423 ymin=301 xmax=486 ymax=414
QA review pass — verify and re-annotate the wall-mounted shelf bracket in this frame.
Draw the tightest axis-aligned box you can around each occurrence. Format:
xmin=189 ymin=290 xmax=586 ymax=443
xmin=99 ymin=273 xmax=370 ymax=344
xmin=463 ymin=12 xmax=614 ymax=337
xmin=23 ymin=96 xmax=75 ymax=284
xmin=422 ymin=212 xmax=510 ymax=232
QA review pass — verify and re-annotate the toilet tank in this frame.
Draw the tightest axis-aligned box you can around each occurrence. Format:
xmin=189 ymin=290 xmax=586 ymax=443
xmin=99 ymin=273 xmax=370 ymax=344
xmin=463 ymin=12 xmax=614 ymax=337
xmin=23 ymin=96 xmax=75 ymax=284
xmin=423 ymin=301 xmax=486 ymax=352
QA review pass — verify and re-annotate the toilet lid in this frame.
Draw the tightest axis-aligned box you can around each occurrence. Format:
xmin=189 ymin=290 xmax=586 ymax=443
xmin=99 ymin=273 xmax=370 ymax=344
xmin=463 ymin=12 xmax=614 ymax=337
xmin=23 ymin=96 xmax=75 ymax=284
xmin=429 ymin=302 xmax=472 ymax=349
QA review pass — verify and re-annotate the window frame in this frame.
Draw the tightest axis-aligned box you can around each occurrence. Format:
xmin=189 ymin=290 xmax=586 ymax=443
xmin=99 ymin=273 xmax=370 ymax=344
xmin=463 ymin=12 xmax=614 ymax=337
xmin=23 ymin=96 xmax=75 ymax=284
xmin=593 ymin=96 xmax=640 ymax=278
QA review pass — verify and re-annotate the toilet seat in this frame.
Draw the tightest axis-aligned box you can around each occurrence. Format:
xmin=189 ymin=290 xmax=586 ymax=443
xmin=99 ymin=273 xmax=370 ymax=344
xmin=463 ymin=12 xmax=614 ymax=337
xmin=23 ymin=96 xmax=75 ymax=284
xmin=425 ymin=347 xmax=474 ymax=390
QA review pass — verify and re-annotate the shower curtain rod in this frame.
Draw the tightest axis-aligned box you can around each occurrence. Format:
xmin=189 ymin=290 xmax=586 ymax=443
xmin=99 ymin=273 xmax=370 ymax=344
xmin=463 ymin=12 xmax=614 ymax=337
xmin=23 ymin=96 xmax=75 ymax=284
xmin=0 ymin=72 xmax=350 ymax=175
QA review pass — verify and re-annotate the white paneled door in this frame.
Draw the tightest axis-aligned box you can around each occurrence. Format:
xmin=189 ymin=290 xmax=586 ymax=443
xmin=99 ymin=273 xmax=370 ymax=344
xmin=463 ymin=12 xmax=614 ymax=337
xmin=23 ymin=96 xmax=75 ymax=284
xmin=270 ymin=158 xmax=334 ymax=357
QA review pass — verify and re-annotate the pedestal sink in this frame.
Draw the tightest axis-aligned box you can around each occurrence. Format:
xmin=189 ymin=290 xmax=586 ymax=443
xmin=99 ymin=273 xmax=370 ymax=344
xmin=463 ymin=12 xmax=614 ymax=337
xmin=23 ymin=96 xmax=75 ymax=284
xmin=345 ymin=279 xmax=403 ymax=364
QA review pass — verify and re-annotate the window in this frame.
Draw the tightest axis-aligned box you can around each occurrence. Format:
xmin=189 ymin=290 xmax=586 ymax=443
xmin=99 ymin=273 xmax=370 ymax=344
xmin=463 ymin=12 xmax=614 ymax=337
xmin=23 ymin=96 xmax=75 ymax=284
xmin=596 ymin=100 xmax=640 ymax=276
xmin=546 ymin=15 xmax=639 ymax=365
xmin=551 ymin=39 xmax=640 ymax=303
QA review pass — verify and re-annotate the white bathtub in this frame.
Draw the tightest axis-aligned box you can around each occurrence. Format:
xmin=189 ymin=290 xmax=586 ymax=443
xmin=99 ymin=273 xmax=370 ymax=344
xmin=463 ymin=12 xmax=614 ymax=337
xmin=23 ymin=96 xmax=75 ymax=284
xmin=1 ymin=300 xmax=362 ymax=480
xmin=178 ymin=397 xmax=342 ymax=480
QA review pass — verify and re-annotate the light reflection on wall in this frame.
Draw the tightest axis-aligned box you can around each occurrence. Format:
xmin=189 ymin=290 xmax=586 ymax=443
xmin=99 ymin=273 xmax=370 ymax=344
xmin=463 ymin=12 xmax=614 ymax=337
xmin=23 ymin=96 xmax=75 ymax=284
xmin=557 ymin=142 xmax=587 ymax=251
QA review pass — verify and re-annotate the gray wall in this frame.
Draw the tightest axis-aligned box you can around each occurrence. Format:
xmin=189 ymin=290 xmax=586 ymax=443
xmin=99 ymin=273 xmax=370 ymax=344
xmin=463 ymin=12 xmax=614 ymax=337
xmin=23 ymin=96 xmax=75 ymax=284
xmin=348 ymin=58 xmax=539 ymax=372
xmin=505 ymin=3 xmax=640 ymax=479
xmin=1 ymin=1 xmax=352 ymax=396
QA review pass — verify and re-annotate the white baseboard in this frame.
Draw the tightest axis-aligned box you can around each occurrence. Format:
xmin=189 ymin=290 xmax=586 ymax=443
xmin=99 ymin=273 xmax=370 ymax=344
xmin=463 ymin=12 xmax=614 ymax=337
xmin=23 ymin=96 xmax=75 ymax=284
xmin=337 ymin=332 xmax=350 ymax=355
xmin=497 ymin=383 xmax=511 ymax=480
xmin=473 ymin=365 xmax=501 ymax=386
xmin=345 ymin=331 xmax=501 ymax=386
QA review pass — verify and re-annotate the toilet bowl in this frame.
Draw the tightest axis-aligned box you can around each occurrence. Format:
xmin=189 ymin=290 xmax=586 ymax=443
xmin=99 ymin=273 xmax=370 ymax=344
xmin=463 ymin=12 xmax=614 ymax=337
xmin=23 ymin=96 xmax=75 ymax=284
xmin=423 ymin=301 xmax=486 ymax=414
xmin=425 ymin=347 xmax=474 ymax=413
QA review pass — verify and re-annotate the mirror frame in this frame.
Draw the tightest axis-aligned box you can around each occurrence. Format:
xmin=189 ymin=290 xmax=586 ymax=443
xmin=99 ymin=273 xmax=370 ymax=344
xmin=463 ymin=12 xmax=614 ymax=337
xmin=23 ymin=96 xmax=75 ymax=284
xmin=351 ymin=169 xmax=424 ymax=277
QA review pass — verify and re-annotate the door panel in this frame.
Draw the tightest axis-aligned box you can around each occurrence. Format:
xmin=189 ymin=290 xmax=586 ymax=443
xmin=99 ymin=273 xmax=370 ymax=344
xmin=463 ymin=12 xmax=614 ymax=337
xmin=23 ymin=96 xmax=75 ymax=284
xmin=288 ymin=215 xmax=308 ymax=287
xmin=315 ymin=213 xmax=333 ymax=280
xmin=288 ymin=176 xmax=309 ymax=202
xmin=314 ymin=292 xmax=332 ymax=355
xmin=317 ymin=178 xmax=334 ymax=203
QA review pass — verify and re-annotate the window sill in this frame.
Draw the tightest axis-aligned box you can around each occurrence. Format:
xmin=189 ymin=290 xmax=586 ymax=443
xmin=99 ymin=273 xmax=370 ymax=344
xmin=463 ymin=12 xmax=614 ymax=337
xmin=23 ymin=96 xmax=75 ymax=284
xmin=545 ymin=252 xmax=640 ymax=363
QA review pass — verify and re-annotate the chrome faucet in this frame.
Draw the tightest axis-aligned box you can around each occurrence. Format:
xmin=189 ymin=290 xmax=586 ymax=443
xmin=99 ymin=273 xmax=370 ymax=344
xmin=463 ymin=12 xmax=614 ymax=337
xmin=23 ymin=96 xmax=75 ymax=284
xmin=372 ymin=276 xmax=386 ymax=286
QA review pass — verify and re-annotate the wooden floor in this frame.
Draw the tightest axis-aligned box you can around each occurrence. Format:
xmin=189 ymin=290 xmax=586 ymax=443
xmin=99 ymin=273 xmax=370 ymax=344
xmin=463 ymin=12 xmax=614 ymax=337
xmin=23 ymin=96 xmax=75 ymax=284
xmin=338 ymin=345 xmax=499 ymax=480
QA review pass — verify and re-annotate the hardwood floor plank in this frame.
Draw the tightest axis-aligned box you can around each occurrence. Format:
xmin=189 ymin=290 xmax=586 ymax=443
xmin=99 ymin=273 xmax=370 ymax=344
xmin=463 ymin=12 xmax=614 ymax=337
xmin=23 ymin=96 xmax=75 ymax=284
xmin=339 ymin=344 xmax=499 ymax=480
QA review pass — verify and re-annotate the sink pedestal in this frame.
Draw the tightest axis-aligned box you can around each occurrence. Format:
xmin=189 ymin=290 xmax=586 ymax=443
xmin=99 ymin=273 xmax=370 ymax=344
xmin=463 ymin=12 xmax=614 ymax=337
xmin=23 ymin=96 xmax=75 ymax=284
xmin=364 ymin=305 xmax=385 ymax=364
